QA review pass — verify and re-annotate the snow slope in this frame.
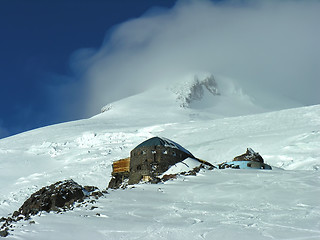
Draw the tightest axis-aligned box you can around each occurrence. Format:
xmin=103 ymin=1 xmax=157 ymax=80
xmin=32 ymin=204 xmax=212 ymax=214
xmin=0 ymin=81 xmax=319 ymax=239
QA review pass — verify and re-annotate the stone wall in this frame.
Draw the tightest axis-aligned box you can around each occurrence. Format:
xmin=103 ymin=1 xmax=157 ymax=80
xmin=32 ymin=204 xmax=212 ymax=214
xmin=128 ymin=145 xmax=191 ymax=184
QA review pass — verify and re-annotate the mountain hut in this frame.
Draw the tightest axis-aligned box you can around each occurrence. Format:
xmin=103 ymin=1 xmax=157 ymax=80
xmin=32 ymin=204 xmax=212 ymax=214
xmin=109 ymin=137 xmax=195 ymax=188
xmin=128 ymin=136 xmax=195 ymax=184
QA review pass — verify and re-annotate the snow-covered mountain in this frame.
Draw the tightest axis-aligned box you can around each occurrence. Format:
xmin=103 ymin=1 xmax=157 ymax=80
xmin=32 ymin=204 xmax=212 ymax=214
xmin=99 ymin=73 xmax=300 ymax=123
xmin=0 ymin=74 xmax=319 ymax=239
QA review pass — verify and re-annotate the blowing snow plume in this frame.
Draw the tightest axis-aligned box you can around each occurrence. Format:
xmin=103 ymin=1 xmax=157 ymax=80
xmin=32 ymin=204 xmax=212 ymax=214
xmin=72 ymin=0 xmax=320 ymax=116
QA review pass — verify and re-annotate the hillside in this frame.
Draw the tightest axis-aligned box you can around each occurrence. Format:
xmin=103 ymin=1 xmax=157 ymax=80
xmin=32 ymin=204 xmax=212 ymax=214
xmin=0 ymin=78 xmax=319 ymax=239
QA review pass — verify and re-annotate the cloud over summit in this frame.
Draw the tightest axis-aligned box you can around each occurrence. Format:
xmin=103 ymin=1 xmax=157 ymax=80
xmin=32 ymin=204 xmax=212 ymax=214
xmin=74 ymin=0 xmax=320 ymax=115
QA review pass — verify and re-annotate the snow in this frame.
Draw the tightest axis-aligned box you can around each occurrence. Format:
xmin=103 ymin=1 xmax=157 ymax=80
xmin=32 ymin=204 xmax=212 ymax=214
xmin=0 ymin=81 xmax=319 ymax=239
xmin=160 ymin=158 xmax=202 ymax=176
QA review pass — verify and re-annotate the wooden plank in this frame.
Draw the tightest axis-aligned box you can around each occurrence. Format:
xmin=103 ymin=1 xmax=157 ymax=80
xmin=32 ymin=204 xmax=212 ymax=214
xmin=112 ymin=157 xmax=130 ymax=173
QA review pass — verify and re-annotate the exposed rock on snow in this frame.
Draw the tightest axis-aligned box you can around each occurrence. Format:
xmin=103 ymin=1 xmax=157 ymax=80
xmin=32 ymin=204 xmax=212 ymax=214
xmin=0 ymin=229 xmax=8 ymax=238
xmin=170 ymin=74 xmax=220 ymax=108
xmin=18 ymin=180 xmax=85 ymax=217
xmin=160 ymin=158 xmax=214 ymax=182
xmin=234 ymin=148 xmax=264 ymax=162
xmin=101 ymin=104 xmax=112 ymax=113
xmin=160 ymin=157 xmax=207 ymax=176
xmin=0 ymin=180 xmax=104 ymax=237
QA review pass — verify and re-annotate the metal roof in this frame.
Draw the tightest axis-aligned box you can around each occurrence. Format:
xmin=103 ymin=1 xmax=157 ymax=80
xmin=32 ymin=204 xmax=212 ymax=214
xmin=133 ymin=137 xmax=194 ymax=157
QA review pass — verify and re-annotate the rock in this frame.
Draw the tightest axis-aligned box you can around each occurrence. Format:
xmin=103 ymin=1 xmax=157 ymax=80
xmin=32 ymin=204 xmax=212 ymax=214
xmin=0 ymin=179 xmax=104 ymax=237
xmin=108 ymin=172 xmax=129 ymax=189
xmin=233 ymin=148 xmax=264 ymax=163
xmin=12 ymin=211 xmax=20 ymax=218
xmin=0 ymin=229 xmax=8 ymax=237
xmin=101 ymin=104 xmax=112 ymax=113
xmin=181 ymin=166 xmax=202 ymax=176
xmin=18 ymin=180 xmax=85 ymax=218
xmin=83 ymin=186 xmax=98 ymax=193
xmin=161 ymin=174 xmax=177 ymax=182
xmin=172 ymin=74 xmax=220 ymax=108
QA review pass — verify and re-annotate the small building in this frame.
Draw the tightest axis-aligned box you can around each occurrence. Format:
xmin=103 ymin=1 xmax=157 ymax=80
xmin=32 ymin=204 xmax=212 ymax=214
xmin=128 ymin=137 xmax=195 ymax=184
xmin=218 ymin=148 xmax=272 ymax=170
xmin=108 ymin=136 xmax=195 ymax=188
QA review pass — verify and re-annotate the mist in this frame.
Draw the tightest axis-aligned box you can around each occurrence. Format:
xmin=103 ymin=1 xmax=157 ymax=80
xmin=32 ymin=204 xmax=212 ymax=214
xmin=72 ymin=0 xmax=320 ymax=115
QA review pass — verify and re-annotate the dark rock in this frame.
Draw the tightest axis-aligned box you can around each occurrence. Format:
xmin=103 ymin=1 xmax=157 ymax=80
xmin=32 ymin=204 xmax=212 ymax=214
xmin=18 ymin=180 xmax=85 ymax=218
xmin=91 ymin=191 xmax=103 ymax=198
xmin=12 ymin=212 xmax=19 ymax=218
xmin=83 ymin=186 xmax=98 ymax=193
xmin=0 ymin=229 xmax=8 ymax=237
xmin=161 ymin=174 xmax=177 ymax=182
xmin=108 ymin=172 xmax=129 ymax=189
xmin=184 ymin=166 xmax=202 ymax=175
xmin=161 ymin=165 xmax=205 ymax=182
xmin=218 ymin=163 xmax=240 ymax=169
xmin=234 ymin=148 xmax=264 ymax=163
xmin=0 ymin=180 xmax=104 ymax=237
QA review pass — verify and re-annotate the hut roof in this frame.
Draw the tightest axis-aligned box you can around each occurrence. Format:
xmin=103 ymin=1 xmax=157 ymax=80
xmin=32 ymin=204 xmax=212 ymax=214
xmin=133 ymin=137 xmax=194 ymax=157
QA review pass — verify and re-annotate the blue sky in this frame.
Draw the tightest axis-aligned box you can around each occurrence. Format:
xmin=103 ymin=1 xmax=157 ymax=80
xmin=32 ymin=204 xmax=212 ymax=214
xmin=0 ymin=0 xmax=177 ymax=138
xmin=1 ymin=0 xmax=319 ymax=139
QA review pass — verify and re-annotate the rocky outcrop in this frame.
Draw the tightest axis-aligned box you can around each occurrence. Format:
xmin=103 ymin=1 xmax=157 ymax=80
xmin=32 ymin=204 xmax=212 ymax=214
xmin=101 ymin=104 xmax=112 ymax=113
xmin=17 ymin=180 xmax=85 ymax=217
xmin=171 ymin=74 xmax=220 ymax=108
xmin=0 ymin=180 xmax=104 ymax=237
xmin=233 ymin=148 xmax=264 ymax=163
xmin=108 ymin=172 xmax=130 ymax=189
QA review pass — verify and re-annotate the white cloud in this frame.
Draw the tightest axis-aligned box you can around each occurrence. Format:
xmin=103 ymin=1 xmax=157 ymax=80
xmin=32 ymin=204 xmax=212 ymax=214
xmin=72 ymin=0 xmax=320 ymax=115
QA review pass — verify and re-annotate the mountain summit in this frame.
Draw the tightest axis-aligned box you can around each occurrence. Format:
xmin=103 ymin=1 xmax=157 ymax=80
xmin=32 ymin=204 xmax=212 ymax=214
xmin=170 ymin=73 xmax=220 ymax=108
xmin=99 ymin=72 xmax=299 ymax=123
